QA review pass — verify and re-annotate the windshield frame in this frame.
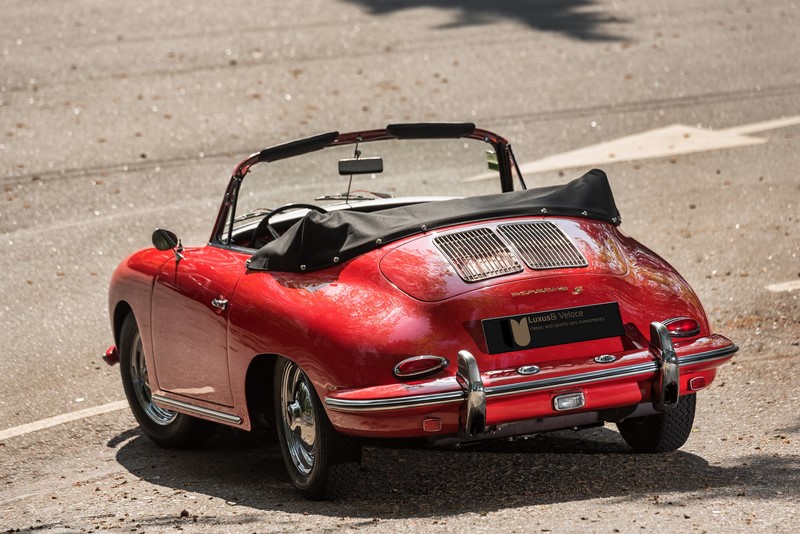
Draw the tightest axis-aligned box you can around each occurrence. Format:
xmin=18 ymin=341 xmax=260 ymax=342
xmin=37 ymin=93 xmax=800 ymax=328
xmin=209 ymin=123 xmax=524 ymax=248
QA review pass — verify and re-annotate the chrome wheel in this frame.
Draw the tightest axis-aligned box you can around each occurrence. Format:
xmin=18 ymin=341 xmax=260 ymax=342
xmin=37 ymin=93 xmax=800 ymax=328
xmin=128 ymin=331 xmax=177 ymax=426
xmin=273 ymin=356 xmax=362 ymax=499
xmin=279 ymin=361 xmax=317 ymax=476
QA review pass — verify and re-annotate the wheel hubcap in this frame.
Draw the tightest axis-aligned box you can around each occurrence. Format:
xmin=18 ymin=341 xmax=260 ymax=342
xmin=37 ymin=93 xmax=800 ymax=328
xmin=129 ymin=331 xmax=177 ymax=426
xmin=280 ymin=363 xmax=317 ymax=475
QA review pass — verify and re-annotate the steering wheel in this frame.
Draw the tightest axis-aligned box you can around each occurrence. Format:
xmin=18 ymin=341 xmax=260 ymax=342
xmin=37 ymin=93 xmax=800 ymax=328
xmin=251 ymin=203 xmax=328 ymax=247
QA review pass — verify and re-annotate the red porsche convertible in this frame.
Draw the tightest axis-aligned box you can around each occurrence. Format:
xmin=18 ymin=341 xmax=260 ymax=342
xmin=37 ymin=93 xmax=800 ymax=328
xmin=106 ymin=123 xmax=737 ymax=499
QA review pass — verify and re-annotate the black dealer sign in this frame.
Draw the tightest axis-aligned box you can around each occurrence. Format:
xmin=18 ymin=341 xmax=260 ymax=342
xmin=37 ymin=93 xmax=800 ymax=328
xmin=481 ymin=302 xmax=624 ymax=355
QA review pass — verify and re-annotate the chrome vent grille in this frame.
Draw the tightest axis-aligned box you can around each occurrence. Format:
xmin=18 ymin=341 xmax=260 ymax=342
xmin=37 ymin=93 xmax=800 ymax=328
xmin=497 ymin=222 xmax=588 ymax=270
xmin=434 ymin=228 xmax=523 ymax=282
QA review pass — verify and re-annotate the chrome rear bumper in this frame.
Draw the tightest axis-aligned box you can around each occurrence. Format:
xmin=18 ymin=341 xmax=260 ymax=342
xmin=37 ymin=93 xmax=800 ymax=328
xmin=325 ymin=324 xmax=738 ymax=437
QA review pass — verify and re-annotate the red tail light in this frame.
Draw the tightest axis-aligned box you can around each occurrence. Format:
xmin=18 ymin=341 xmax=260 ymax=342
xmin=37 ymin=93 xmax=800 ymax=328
xmin=393 ymin=355 xmax=449 ymax=379
xmin=663 ymin=317 xmax=701 ymax=338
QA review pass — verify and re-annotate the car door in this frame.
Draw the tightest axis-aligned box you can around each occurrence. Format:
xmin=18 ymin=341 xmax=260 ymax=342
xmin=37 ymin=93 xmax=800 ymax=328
xmin=150 ymin=245 xmax=249 ymax=406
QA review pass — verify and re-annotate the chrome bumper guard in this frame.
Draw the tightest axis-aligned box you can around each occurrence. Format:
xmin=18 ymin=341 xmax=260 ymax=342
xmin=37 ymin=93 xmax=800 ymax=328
xmin=457 ymin=350 xmax=486 ymax=436
xmin=650 ymin=322 xmax=680 ymax=413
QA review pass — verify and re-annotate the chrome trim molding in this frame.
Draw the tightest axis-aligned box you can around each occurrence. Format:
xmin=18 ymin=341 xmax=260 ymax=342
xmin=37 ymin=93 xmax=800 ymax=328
xmin=325 ymin=390 xmax=465 ymax=412
xmin=679 ymin=344 xmax=739 ymax=365
xmin=323 ymin=343 xmax=738 ymax=413
xmin=485 ymin=362 xmax=658 ymax=397
xmin=152 ymin=394 xmax=243 ymax=424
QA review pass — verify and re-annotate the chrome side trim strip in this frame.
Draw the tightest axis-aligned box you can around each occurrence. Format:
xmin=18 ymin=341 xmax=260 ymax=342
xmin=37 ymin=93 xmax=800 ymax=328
xmin=678 ymin=344 xmax=739 ymax=365
xmin=325 ymin=391 xmax=465 ymax=412
xmin=152 ymin=394 xmax=243 ymax=425
xmin=323 ymin=343 xmax=738 ymax=412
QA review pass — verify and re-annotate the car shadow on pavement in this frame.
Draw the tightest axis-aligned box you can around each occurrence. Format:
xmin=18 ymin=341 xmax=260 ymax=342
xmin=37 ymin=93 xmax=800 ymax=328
xmin=113 ymin=424 xmax=799 ymax=518
xmin=340 ymin=0 xmax=628 ymax=41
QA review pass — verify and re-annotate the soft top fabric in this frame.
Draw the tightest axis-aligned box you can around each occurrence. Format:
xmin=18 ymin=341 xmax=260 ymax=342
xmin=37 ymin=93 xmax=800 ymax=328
xmin=248 ymin=169 xmax=619 ymax=272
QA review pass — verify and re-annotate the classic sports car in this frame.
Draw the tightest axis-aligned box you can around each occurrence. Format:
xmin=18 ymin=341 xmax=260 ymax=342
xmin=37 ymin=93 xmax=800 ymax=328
xmin=105 ymin=123 xmax=738 ymax=499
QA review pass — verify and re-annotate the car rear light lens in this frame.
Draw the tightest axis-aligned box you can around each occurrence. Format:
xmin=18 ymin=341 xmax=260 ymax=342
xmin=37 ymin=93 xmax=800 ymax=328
xmin=663 ymin=317 xmax=701 ymax=338
xmin=553 ymin=392 xmax=585 ymax=411
xmin=393 ymin=355 xmax=449 ymax=379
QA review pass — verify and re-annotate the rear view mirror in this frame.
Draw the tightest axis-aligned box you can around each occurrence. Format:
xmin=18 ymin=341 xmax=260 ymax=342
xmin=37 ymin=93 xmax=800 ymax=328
xmin=338 ymin=157 xmax=383 ymax=176
xmin=152 ymin=228 xmax=179 ymax=251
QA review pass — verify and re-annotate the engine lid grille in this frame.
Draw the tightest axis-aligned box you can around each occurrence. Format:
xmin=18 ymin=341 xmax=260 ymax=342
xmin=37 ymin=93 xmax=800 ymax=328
xmin=497 ymin=222 xmax=588 ymax=270
xmin=433 ymin=228 xmax=523 ymax=282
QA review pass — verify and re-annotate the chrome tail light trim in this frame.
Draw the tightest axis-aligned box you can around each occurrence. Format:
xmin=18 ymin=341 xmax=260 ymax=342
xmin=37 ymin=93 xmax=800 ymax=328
xmin=393 ymin=355 xmax=449 ymax=379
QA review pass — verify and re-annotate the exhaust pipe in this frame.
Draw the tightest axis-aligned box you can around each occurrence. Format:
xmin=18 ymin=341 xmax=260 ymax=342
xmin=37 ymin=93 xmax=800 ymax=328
xmin=650 ymin=322 xmax=680 ymax=412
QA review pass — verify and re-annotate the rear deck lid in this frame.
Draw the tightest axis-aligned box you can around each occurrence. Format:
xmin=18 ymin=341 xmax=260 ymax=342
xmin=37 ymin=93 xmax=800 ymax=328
xmin=380 ymin=218 xmax=627 ymax=302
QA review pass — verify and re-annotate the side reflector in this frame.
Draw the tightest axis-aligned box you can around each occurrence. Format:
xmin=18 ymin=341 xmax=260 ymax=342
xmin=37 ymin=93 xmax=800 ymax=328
xmin=553 ymin=392 xmax=585 ymax=411
xmin=393 ymin=355 xmax=449 ymax=379
xmin=663 ymin=317 xmax=701 ymax=338
xmin=688 ymin=376 xmax=707 ymax=391
xmin=423 ymin=418 xmax=443 ymax=432
xmin=103 ymin=346 xmax=119 ymax=366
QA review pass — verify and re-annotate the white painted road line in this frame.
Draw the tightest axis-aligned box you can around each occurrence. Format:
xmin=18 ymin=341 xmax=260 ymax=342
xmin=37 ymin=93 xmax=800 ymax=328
xmin=765 ymin=281 xmax=800 ymax=293
xmin=466 ymin=115 xmax=800 ymax=180
xmin=720 ymin=115 xmax=800 ymax=136
xmin=0 ymin=401 xmax=128 ymax=441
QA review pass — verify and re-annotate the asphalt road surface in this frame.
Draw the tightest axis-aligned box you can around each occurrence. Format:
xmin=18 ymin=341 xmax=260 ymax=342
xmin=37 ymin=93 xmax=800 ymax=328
xmin=1 ymin=0 xmax=798 ymax=531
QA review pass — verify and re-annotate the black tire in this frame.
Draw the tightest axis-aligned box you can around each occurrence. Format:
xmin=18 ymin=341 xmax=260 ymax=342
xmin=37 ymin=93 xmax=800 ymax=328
xmin=119 ymin=314 xmax=216 ymax=448
xmin=616 ymin=393 xmax=697 ymax=453
xmin=274 ymin=357 xmax=361 ymax=500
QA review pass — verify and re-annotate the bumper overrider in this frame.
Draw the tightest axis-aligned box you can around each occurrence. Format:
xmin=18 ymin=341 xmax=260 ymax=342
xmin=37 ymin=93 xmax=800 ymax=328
xmin=324 ymin=322 xmax=738 ymax=441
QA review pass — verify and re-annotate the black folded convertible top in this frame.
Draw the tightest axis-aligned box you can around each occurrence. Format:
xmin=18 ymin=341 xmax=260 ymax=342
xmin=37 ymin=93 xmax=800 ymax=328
xmin=248 ymin=169 xmax=620 ymax=272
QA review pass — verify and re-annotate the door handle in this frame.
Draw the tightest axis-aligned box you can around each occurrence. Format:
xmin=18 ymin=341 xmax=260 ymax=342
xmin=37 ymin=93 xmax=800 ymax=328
xmin=211 ymin=298 xmax=228 ymax=310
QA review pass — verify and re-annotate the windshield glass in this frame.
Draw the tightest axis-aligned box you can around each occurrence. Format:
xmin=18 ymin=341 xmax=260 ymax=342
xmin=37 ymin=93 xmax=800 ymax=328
xmin=232 ymin=138 xmax=503 ymax=232
xmin=219 ymin=136 xmax=526 ymax=249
